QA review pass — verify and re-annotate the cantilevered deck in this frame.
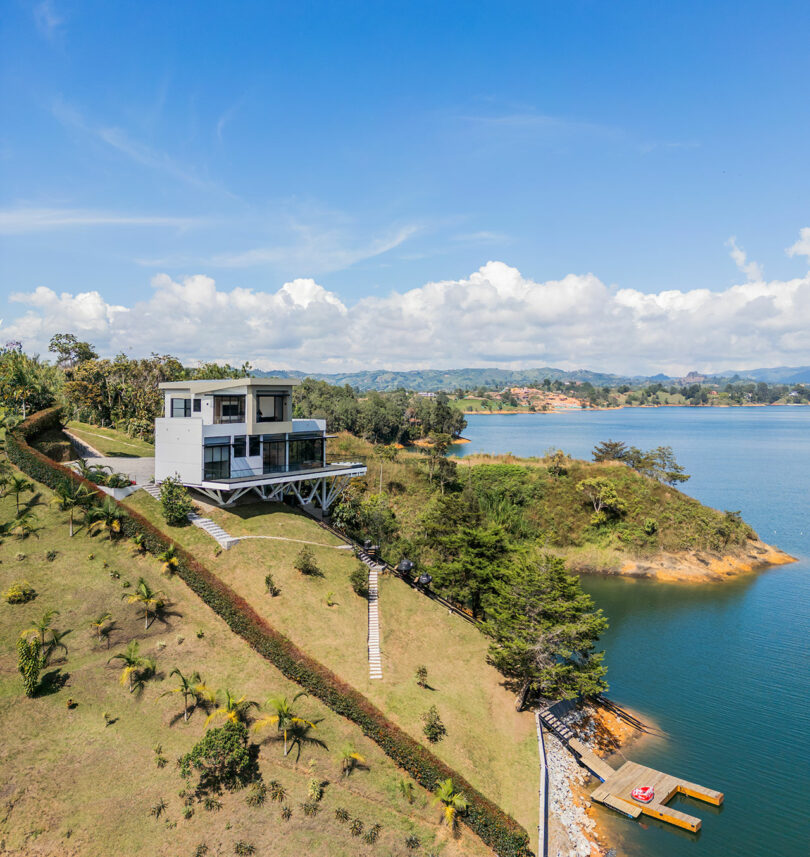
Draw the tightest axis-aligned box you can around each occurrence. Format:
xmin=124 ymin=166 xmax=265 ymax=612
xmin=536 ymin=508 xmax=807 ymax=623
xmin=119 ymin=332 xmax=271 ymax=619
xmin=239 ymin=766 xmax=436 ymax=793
xmin=590 ymin=760 xmax=723 ymax=832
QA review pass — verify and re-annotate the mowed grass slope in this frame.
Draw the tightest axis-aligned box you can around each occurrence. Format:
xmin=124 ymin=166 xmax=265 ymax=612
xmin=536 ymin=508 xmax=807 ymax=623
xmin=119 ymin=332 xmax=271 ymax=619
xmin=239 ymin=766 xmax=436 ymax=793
xmin=124 ymin=493 xmax=539 ymax=835
xmin=65 ymin=420 xmax=156 ymax=458
xmin=0 ymin=478 xmax=491 ymax=857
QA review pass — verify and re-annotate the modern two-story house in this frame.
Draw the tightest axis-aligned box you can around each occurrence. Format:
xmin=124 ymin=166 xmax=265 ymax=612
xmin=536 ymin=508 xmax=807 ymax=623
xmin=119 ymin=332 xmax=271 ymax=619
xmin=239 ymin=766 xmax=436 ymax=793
xmin=154 ymin=377 xmax=366 ymax=509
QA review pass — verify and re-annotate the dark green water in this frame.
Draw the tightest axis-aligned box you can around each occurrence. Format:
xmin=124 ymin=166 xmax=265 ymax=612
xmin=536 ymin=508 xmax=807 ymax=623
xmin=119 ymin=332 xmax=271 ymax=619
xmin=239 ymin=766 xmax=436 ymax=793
xmin=453 ymin=408 xmax=810 ymax=857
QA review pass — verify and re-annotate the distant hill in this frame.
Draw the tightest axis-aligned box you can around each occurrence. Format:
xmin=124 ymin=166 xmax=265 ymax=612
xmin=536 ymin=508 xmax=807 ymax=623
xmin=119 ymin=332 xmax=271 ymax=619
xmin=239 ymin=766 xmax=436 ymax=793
xmin=254 ymin=365 xmax=810 ymax=391
xmin=707 ymin=366 xmax=810 ymax=384
xmin=254 ymin=366 xmax=644 ymax=391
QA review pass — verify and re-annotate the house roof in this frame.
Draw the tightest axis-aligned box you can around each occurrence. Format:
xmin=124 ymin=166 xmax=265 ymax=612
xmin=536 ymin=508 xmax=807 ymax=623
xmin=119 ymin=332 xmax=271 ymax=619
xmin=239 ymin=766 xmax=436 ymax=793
xmin=159 ymin=377 xmax=301 ymax=394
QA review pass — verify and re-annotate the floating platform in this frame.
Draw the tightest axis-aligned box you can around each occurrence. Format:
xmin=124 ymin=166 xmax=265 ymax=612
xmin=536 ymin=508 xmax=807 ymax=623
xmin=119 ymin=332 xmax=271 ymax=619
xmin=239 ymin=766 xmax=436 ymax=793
xmin=590 ymin=760 xmax=724 ymax=832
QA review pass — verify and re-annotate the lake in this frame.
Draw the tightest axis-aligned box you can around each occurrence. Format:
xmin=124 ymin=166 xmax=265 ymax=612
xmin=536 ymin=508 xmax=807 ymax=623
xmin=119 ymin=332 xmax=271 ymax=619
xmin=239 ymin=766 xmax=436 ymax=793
xmin=452 ymin=408 xmax=810 ymax=857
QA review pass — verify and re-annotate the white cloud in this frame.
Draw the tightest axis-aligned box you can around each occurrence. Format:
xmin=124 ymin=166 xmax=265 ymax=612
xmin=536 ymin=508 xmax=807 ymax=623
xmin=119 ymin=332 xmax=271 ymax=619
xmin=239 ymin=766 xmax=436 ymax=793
xmin=787 ymin=227 xmax=810 ymax=262
xmin=0 ymin=207 xmax=204 ymax=234
xmin=3 ymin=250 xmax=809 ymax=375
xmin=726 ymin=236 xmax=764 ymax=282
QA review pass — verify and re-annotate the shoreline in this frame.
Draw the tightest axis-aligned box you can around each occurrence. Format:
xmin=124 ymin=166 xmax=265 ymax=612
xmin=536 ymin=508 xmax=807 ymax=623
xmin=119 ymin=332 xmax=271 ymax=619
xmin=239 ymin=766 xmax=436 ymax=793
xmin=562 ymin=539 xmax=797 ymax=583
xmin=461 ymin=402 xmax=810 ymax=415
xmin=548 ymin=698 xmax=656 ymax=856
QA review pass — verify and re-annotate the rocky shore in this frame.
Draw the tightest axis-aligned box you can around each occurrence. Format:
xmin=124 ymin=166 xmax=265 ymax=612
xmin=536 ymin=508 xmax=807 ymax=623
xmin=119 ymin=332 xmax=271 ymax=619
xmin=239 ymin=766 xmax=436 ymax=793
xmin=547 ymin=700 xmax=652 ymax=857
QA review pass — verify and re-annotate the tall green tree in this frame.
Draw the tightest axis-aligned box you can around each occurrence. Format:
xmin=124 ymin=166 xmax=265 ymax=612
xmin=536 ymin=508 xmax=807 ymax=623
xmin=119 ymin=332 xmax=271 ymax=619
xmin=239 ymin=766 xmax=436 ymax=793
xmin=485 ymin=555 xmax=608 ymax=702
xmin=122 ymin=578 xmax=165 ymax=629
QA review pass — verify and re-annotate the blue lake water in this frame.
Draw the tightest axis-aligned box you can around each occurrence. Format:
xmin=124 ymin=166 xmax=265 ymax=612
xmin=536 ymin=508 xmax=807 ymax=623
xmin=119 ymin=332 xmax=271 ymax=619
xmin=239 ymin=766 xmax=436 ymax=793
xmin=452 ymin=408 xmax=810 ymax=857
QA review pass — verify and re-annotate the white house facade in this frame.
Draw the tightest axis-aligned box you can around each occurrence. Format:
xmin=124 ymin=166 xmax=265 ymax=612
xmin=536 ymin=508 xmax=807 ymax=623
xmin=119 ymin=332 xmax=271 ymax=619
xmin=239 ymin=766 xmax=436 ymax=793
xmin=154 ymin=377 xmax=366 ymax=508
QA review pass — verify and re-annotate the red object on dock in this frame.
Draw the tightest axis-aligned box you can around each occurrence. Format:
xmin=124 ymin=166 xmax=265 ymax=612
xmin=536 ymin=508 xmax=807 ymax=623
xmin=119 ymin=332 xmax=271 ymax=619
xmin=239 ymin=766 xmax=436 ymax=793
xmin=631 ymin=786 xmax=655 ymax=803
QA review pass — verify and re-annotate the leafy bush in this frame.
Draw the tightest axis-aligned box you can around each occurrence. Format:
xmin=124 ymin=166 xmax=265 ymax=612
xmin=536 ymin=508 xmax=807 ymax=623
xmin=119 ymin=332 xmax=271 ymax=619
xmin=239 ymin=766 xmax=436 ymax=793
xmin=415 ymin=665 xmax=428 ymax=688
xmin=335 ymin=807 xmax=350 ymax=823
xmin=349 ymin=818 xmax=364 ymax=836
xmin=159 ymin=475 xmax=193 ymax=526
xmin=178 ymin=721 xmax=258 ymax=795
xmin=4 ymin=581 xmax=36 ymax=604
xmin=294 ymin=546 xmax=320 ymax=576
xmin=245 ymin=782 xmax=266 ymax=807
xmin=421 ymin=706 xmax=447 ymax=743
xmin=264 ymin=573 xmax=280 ymax=596
xmin=349 ymin=564 xmax=369 ymax=597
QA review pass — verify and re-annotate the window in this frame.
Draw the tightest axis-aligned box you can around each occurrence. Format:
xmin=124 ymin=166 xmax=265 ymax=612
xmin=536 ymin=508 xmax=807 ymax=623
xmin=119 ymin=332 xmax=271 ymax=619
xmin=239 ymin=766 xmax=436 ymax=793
xmin=193 ymin=399 xmax=202 ymax=412
xmin=249 ymin=435 xmax=261 ymax=457
xmin=171 ymin=398 xmax=191 ymax=418
xmin=233 ymin=435 xmax=246 ymax=458
xmin=256 ymin=394 xmax=285 ymax=422
xmin=289 ymin=436 xmax=324 ymax=470
xmin=204 ymin=444 xmax=230 ymax=480
xmin=262 ymin=435 xmax=286 ymax=473
xmin=214 ymin=395 xmax=245 ymax=424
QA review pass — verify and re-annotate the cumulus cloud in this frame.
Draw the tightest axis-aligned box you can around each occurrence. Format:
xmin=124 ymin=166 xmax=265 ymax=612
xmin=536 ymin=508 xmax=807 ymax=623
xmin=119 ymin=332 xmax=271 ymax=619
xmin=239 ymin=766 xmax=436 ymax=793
xmin=3 ymin=255 xmax=810 ymax=375
xmin=726 ymin=236 xmax=764 ymax=281
xmin=787 ymin=227 xmax=810 ymax=262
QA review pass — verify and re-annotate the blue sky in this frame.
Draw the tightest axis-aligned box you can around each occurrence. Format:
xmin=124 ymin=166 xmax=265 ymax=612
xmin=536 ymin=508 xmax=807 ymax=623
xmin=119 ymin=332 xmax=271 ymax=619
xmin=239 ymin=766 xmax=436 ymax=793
xmin=1 ymin=1 xmax=809 ymax=373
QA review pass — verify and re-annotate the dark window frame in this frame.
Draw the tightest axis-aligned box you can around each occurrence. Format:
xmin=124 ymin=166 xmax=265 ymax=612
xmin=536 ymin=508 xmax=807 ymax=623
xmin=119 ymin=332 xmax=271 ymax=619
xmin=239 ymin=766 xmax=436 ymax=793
xmin=204 ymin=444 xmax=230 ymax=480
xmin=248 ymin=435 xmax=261 ymax=457
xmin=233 ymin=435 xmax=247 ymax=458
xmin=192 ymin=398 xmax=202 ymax=413
xmin=214 ymin=395 xmax=246 ymax=424
xmin=171 ymin=398 xmax=191 ymax=418
xmin=256 ymin=393 xmax=286 ymax=423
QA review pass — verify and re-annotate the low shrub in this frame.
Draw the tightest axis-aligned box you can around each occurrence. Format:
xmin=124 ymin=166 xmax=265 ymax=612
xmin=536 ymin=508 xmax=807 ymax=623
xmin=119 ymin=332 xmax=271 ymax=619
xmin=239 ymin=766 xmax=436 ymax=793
xmin=159 ymin=476 xmax=193 ymax=526
xmin=349 ymin=564 xmax=369 ymax=597
xmin=4 ymin=581 xmax=36 ymax=604
xmin=421 ymin=706 xmax=447 ymax=743
xmin=294 ymin=546 xmax=320 ymax=576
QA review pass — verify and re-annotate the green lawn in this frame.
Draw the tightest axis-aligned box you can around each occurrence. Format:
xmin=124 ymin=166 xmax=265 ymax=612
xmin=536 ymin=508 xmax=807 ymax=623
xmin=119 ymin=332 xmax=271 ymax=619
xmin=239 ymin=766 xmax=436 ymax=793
xmin=0 ymin=474 xmax=490 ymax=857
xmin=66 ymin=421 xmax=156 ymax=458
xmin=124 ymin=491 xmax=540 ymax=836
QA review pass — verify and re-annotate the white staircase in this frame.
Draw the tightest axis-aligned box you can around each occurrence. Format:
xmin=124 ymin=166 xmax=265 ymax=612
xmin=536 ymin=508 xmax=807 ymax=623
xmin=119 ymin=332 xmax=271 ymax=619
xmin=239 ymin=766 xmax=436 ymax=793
xmin=357 ymin=551 xmax=383 ymax=680
xmin=140 ymin=484 xmax=239 ymax=550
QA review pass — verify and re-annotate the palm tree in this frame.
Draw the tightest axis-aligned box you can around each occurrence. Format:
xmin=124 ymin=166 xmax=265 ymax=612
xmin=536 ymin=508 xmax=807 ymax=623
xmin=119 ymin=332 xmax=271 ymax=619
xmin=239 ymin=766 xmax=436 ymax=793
xmin=433 ymin=778 xmax=468 ymax=828
xmin=21 ymin=609 xmax=60 ymax=648
xmin=10 ymin=510 xmax=40 ymax=540
xmin=157 ymin=544 xmax=179 ymax=575
xmin=122 ymin=577 xmax=164 ymax=629
xmin=87 ymin=497 xmax=125 ymax=540
xmin=339 ymin=745 xmax=366 ymax=777
xmin=205 ymin=689 xmax=259 ymax=727
xmin=160 ymin=668 xmax=212 ymax=722
xmin=4 ymin=474 xmax=33 ymax=514
xmin=51 ymin=480 xmax=92 ymax=537
xmin=75 ymin=458 xmax=111 ymax=484
xmin=88 ymin=612 xmax=112 ymax=644
xmin=253 ymin=692 xmax=316 ymax=756
xmin=108 ymin=641 xmax=156 ymax=693
xmin=44 ymin=628 xmax=72 ymax=664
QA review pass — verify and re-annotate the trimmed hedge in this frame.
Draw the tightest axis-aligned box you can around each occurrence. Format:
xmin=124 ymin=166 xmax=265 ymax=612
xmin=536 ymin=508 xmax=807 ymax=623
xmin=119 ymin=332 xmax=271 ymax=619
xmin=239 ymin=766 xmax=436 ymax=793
xmin=7 ymin=408 xmax=532 ymax=857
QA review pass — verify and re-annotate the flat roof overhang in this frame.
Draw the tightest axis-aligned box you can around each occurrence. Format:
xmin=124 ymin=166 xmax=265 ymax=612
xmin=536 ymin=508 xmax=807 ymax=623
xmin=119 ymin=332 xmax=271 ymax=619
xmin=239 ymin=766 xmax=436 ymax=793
xmin=196 ymin=461 xmax=367 ymax=491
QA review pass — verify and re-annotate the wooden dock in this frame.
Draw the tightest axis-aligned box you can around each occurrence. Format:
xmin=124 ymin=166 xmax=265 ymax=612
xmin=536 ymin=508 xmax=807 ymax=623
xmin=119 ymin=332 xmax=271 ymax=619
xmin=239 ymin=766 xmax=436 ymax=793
xmin=590 ymin=760 xmax=724 ymax=832
xmin=537 ymin=704 xmax=723 ymax=834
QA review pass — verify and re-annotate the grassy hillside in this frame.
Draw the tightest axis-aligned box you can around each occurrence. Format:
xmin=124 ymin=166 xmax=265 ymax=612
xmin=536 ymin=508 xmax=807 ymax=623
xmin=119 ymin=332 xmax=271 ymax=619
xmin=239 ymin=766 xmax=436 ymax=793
xmin=0 ymin=474 xmax=490 ymax=857
xmin=124 ymin=492 xmax=542 ymax=839
xmin=332 ymin=434 xmax=754 ymax=560
xmin=66 ymin=420 xmax=156 ymax=457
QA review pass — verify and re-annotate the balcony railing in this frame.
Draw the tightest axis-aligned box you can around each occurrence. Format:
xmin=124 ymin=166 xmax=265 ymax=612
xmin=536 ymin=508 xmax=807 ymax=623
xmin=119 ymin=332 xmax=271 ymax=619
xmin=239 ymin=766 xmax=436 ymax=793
xmin=203 ymin=458 xmax=366 ymax=483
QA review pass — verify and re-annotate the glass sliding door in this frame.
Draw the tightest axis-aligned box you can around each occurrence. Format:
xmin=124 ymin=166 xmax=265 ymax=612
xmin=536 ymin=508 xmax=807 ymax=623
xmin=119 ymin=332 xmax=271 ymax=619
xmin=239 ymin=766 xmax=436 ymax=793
xmin=289 ymin=436 xmax=324 ymax=471
xmin=262 ymin=435 xmax=286 ymax=473
xmin=204 ymin=443 xmax=230 ymax=480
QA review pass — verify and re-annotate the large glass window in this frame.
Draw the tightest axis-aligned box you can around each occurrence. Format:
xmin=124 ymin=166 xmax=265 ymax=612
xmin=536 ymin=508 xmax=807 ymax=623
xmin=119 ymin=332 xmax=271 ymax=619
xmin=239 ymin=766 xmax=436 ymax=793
xmin=171 ymin=398 xmax=191 ymax=418
xmin=214 ymin=395 xmax=245 ymax=424
xmin=233 ymin=435 xmax=246 ymax=457
xmin=204 ymin=444 xmax=230 ymax=480
xmin=289 ymin=436 xmax=324 ymax=470
xmin=249 ymin=435 xmax=261 ymax=457
xmin=256 ymin=394 xmax=285 ymax=422
xmin=262 ymin=436 xmax=286 ymax=473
